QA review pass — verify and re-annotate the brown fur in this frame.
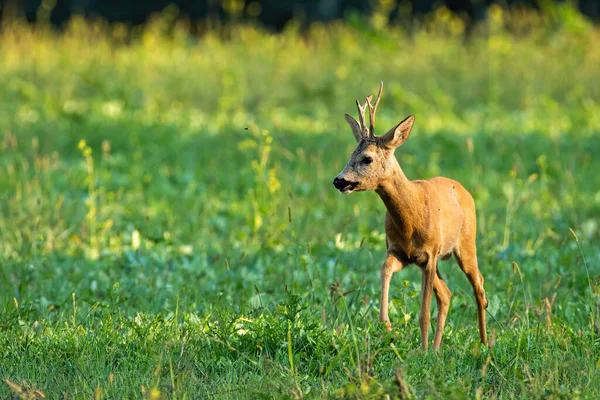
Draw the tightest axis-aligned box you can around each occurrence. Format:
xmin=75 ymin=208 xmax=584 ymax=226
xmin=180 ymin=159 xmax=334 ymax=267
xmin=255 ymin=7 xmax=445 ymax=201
xmin=334 ymin=84 xmax=488 ymax=351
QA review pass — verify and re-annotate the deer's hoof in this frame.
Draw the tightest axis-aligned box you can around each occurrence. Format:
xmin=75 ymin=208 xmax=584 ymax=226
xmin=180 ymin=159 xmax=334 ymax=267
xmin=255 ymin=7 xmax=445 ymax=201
xmin=385 ymin=321 xmax=392 ymax=331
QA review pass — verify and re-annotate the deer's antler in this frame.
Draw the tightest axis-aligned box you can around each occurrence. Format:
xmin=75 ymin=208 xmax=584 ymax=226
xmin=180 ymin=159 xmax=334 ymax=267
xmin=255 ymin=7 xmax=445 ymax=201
xmin=355 ymin=81 xmax=384 ymax=138
xmin=367 ymin=81 xmax=383 ymax=137
xmin=355 ymin=99 xmax=369 ymax=138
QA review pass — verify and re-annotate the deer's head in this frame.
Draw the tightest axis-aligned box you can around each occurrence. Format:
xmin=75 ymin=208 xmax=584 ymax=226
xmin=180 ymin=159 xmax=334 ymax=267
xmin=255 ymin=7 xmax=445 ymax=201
xmin=333 ymin=82 xmax=415 ymax=194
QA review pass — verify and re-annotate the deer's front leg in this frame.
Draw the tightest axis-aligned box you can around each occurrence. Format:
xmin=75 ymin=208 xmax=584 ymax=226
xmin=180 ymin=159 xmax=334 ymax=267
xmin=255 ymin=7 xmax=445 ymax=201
xmin=380 ymin=253 xmax=404 ymax=331
xmin=419 ymin=257 xmax=437 ymax=351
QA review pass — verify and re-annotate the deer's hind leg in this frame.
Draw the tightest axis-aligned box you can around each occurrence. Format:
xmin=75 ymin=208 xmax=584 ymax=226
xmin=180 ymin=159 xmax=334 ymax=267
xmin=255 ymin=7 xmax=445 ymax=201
xmin=418 ymin=257 xmax=438 ymax=351
xmin=432 ymin=269 xmax=452 ymax=350
xmin=454 ymin=241 xmax=488 ymax=345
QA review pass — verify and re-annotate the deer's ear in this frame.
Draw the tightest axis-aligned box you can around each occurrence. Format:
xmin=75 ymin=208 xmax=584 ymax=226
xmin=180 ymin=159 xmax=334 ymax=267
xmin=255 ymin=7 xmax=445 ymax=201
xmin=381 ymin=115 xmax=414 ymax=149
xmin=345 ymin=114 xmax=363 ymax=143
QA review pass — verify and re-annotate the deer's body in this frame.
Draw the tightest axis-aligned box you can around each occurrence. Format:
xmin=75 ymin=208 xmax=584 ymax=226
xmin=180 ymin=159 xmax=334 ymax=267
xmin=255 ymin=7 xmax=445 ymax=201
xmin=333 ymin=82 xmax=487 ymax=351
xmin=381 ymin=176 xmax=468 ymax=265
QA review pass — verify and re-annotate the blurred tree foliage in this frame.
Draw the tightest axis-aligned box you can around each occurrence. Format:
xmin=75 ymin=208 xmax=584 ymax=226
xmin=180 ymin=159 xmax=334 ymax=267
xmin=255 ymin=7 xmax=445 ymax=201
xmin=0 ymin=0 xmax=598 ymax=30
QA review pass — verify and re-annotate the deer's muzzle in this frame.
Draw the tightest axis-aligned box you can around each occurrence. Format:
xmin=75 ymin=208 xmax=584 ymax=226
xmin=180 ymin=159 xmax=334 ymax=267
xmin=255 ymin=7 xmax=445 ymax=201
xmin=333 ymin=177 xmax=358 ymax=194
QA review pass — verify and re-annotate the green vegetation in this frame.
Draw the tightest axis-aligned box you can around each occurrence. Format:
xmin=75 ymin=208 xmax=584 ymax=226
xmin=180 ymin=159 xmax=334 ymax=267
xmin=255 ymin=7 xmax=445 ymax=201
xmin=1 ymin=6 xmax=599 ymax=399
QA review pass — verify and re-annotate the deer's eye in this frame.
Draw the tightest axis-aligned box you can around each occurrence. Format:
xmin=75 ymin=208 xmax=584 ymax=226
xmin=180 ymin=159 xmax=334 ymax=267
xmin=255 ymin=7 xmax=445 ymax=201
xmin=362 ymin=157 xmax=373 ymax=165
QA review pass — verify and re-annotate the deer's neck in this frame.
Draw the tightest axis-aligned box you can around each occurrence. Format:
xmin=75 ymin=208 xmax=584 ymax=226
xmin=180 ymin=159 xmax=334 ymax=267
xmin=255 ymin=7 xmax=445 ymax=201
xmin=375 ymin=162 xmax=423 ymax=232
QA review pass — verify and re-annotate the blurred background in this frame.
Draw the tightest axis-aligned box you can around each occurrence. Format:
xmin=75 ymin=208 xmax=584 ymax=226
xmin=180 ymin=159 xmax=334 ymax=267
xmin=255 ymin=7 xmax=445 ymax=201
xmin=2 ymin=0 xmax=600 ymax=29
xmin=1 ymin=0 xmax=599 ymax=398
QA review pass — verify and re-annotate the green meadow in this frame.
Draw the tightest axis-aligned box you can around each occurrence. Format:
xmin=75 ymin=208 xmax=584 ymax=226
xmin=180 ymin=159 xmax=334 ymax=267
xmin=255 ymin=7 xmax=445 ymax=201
xmin=1 ymin=6 xmax=599 ymax=398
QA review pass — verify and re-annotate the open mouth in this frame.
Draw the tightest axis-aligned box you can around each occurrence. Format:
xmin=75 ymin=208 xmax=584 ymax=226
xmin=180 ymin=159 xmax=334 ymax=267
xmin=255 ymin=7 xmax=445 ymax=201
xmin=339 ymin=181 xmax=358 ymax=194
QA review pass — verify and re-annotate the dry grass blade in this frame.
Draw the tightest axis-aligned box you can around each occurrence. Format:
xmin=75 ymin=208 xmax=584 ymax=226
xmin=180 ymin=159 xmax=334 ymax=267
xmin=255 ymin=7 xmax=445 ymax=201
xmin=394 ymin=369 xmax=412 ymax=400
xmin=2 ymin=378 xmax=46 ymax=399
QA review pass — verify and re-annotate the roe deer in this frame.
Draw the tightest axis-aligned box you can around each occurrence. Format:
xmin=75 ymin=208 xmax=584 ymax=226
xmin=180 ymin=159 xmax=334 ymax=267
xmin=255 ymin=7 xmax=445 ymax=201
xmin=332 ymin=82 xmax=488 ymax=351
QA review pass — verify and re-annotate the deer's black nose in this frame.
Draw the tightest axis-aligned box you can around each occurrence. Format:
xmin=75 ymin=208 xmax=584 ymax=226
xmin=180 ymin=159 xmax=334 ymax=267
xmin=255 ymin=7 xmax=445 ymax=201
xmin=333 ymin=177 xmax=346 ymax=189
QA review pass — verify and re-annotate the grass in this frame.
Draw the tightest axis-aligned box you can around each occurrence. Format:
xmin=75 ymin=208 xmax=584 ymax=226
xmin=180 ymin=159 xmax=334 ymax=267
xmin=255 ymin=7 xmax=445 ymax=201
xmin=1 ymin=5 xmax=600 ymax=399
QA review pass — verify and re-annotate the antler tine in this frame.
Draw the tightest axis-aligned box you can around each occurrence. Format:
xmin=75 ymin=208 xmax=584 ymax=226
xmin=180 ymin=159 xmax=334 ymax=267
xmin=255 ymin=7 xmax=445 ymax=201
xmin=355 ymin=99 xmax=369 ymax=137
xmin=367 ymin=81 xmax=383 ymax=137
